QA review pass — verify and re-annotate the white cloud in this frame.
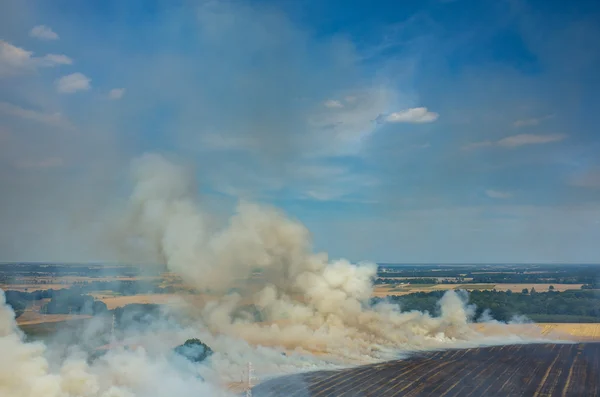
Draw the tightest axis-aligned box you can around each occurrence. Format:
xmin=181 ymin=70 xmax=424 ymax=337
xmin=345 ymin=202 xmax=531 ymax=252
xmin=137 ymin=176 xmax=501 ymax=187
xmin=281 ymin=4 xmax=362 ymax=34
xmin=55 ymin=72 xmax=91 ymax=93
xmin=0 ymin=101 xmax=71 ymax=128
xmin=307 ymin=88 xmax=396 ymax=156
xmin=513 ymin=114 xmax=554 ymax=127
xmin=464 ymin=133 xmax=567 ymax=150
xmin=108 ymin=88 xmax=126 ymax=99
xmin=380 ymin=107 xmax=439 ymax=123
xmin=303 ymin=188 xmax=346 ymax=201
xmin=485 ymin=189 xmax=513 ymax=199
xmin=513 ymin=118 xmax=539 ymax=127
xmin=324 ymin=99 xmax=344 ymax=109
xmin=0 ymin=41 xmax=32 ymax=75
xmin=29 ymin=25 xmax=59 ymax=40
xmin=497 ymin=133 xmax=566 ymax=147
xmin=0 ymin=40 xmax=71 ymax=76
xmin=39 ymin=54 xmax=72 ymax=66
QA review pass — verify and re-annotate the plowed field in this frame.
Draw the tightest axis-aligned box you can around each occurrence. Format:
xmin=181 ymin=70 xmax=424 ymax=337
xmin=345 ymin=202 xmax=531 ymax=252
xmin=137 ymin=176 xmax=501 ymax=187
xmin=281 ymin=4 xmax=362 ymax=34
xmin=251 ymin=343 xmax=600 ymax=396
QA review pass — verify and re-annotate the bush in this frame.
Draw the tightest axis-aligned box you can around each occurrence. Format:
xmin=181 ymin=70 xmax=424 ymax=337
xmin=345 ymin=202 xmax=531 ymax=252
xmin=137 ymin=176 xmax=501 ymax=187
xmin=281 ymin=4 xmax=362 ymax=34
xmin=174 ymin=338 xmax=213 ymax=363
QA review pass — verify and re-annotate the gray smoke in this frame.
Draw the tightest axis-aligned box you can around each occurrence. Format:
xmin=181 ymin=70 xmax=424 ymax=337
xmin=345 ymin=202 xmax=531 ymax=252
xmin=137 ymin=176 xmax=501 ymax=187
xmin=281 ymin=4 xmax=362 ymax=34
xmin=0 ymin=289 xmax=232 ymax=397
xmin=0 ymin=153 xmax=539 ymax=396
xmin=112 ymin=153 xmax=524 ymax=362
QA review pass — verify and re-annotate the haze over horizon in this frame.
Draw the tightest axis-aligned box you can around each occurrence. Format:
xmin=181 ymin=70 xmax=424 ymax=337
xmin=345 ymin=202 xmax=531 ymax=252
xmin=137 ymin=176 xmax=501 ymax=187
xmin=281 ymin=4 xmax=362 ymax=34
xmin=1 ymin=0 xmax=599 ymax=264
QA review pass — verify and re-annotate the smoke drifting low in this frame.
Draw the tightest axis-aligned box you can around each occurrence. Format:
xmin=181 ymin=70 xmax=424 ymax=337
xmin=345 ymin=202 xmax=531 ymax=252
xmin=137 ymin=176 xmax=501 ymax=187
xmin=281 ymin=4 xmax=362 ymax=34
xmin=0 ymin=290 xmax=232 ymax=397
xmin=0 ymin=153 xmax=534 ymax=396
xmin=114 ymin=154 xmax=519 ymax=359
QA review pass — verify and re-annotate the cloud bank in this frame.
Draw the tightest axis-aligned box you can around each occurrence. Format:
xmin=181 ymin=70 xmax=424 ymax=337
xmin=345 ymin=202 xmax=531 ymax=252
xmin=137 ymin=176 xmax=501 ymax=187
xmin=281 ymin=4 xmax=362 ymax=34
xmin=55 ymin=72 xmax=91 ymax=93
xmin=379 ymin=107 xmax=439 ymax=123
xmin=0 ymin=40 xmax=71 ymax=76
xmin=29 ymin=25 xmax=59 ymax=40
xmin=464 ymin=133 xmax=567 ymax=150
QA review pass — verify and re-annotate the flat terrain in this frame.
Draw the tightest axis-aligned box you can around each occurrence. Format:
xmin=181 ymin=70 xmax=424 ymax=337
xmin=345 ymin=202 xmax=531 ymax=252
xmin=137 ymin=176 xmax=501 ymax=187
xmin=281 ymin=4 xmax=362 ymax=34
xmin=372 ymin=283 xmax=583 ymax=297
xmin=475 ymin=322 xmax=600 ymax=342
xmin=16 ymin=312 xmax=92 ymax=325
xmin=251 ymin=343 xmax=600 ymax=396
xmin=1 ymin=283 xmax=71 ymax=291
xmin=92 ymin=293 xmax=183 ymax=309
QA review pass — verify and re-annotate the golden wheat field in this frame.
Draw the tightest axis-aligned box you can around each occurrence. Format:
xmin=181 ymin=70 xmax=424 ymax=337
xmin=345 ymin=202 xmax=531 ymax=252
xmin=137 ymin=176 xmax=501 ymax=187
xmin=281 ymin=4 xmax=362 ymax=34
xmin=474 ymin=322 xmax=600 ymax=342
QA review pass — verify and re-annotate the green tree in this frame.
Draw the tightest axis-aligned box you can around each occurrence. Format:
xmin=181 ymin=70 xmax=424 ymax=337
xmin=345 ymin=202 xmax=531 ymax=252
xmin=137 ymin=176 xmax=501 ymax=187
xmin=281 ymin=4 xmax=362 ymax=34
xmin=174 ymin=338 xmax=213 ymax=363
xmin=522 ymin=288 xmax=529 ymax=294
xmin=549 ymin=285 xmax=555 ymax=291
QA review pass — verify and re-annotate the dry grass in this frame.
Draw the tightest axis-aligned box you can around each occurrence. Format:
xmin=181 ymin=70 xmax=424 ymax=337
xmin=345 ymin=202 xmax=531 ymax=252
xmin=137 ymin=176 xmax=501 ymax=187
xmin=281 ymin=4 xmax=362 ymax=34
xmin=474 ymin=322 xmax=600 ymax=341
xmin=96 ymin=294 xmax=184 ymax=309
xmin=16 ymin=312 xmax=92 ymax=325
xmin=536 ymin=323 xmax=600 ymax=340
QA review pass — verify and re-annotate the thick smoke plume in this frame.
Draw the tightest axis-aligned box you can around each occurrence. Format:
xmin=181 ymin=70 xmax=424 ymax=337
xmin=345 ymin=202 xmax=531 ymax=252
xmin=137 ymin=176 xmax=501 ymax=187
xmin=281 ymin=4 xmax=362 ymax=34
xmin=0 ymin=153 xmax=534 ymax=396
xmin=115 ymin=154 xmax=515 ymax=361
xmin=0 ymin=290 xmax=231 ymax=397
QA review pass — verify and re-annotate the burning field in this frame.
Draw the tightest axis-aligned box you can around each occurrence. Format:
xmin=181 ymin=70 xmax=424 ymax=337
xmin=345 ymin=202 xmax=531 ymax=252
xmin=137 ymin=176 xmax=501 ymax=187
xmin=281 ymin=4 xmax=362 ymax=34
xmin=1 ymin=154 xmax=599 ymax=397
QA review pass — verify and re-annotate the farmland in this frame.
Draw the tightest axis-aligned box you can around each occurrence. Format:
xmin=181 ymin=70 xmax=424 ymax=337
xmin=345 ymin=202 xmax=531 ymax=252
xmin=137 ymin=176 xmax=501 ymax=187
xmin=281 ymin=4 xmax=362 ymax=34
xmin=372 ymin=283 xmax=583 ymax=297
xmin=251 ymin=343 xmax=600 ymax=396
xmin=476 ymin=322 xmax=600 ymax=341
xmin=91 ymin=293 xmax=183 ymax=310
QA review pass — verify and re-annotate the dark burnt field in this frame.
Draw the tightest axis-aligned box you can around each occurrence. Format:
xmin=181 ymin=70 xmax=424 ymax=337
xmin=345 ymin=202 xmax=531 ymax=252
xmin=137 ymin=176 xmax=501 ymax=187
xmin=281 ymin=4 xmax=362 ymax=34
xmin=251 ymin=343 xmax=600 ymax=397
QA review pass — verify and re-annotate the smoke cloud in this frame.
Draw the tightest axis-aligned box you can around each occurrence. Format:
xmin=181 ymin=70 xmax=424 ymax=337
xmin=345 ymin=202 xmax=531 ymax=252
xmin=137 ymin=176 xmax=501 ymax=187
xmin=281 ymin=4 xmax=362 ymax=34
xmin=0 ymin=290 xmax=233 ymax=397
xmin=0 ymin=153 xmax=538 ymax=395
xmin=112 ymin=153 xmax=524 ymax=361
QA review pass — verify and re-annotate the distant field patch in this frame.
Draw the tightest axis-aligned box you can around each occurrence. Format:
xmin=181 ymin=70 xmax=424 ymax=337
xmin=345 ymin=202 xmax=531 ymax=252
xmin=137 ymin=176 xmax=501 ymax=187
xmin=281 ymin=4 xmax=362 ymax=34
xmin=404 ymin=284 xmax=437 ymax=288
xmin=476 ymin=322 xmax=600 ymax=341
xmin=1 ymin=284 xmax=70 ymax=291
xmin=98 ymin=293 xmax=182 ymax=309
xmin=456 ymin=284 xmax=496 ymax=290
xmin=17 ymin=312 xmax=92 ymax=326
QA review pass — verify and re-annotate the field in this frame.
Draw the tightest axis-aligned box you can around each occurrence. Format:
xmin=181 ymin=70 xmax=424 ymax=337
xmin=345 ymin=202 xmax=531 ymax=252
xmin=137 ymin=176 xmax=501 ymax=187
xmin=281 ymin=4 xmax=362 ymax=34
xmin=16 ymin=312 xmax=91 ymax=326
xmin=251 ymin=343 xmax=600 ymax=396
xmin=475 ymin=322 xmax=600 ymax=342
xmin=91 ymin=293 xmax=184 ymax=309
xmin=372 ymin=283 xmax=583 ymax=297
xmin=1 ymin=283 xmax=71 ymax=291
xmin=535 ymin=323 xmax=600 ymax=340
xmin=18 ymin=317 xmax=96 ymax=340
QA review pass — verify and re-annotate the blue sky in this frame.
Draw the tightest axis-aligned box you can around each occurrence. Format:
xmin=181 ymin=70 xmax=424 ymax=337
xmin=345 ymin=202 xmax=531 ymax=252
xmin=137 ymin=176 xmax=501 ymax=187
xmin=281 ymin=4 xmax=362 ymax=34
xmin=1 ymin=0 xmax=599 ymax=263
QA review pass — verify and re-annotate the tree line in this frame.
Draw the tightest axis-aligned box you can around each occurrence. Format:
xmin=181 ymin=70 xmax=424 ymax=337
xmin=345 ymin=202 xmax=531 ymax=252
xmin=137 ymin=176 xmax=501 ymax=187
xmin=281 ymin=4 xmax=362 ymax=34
xmin=372 ymin=289 xmax=600 ymax=323
xmin=2 ymin=279 xmax=175 ymax=318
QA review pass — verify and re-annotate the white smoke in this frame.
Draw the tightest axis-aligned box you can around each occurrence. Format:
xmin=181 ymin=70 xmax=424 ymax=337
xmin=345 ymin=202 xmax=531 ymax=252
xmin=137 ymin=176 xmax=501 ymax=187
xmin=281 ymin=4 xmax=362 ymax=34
xmin=0 ymin=153 xmax=536 ymax=396
xmin=0 ymin=289 xmax=231 ymax=397
xmin=113 ymin=153 xmax=516 ymax=362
